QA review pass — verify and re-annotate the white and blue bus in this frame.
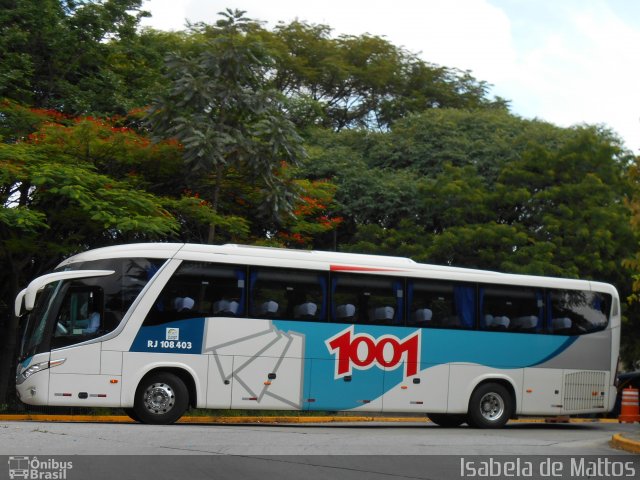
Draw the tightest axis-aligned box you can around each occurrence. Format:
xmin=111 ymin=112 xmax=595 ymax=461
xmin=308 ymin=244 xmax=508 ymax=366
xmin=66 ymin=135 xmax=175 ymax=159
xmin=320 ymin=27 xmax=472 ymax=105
xmin=14 ymin=243 xmax=620 ymax=428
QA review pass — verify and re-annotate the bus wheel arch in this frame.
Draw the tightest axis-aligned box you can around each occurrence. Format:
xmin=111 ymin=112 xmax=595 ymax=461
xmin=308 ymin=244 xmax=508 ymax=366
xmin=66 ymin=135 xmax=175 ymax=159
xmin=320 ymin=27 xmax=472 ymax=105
xmin=133 ymin=367 xmax=196 ymax=424
xmin=467 ymin=378 xmax=516 ymax=429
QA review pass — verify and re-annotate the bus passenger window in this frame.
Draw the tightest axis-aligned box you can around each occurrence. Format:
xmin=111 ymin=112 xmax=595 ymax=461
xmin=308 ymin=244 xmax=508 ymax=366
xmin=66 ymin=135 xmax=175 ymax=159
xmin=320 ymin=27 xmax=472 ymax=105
xmin=548 ymin=290 xmax=610 ymax=335
xmin=407 ymin=280 xmax=475 ymax=329
xmin=331 ymin=273 xmax=402 ymax=325
xmin=479 ymin=286 xmax=542 ymax=333
xmin=143 ymin=262 xmax=246 ymax=326
xmin=249 ymin=267 xmax=327 ymax=321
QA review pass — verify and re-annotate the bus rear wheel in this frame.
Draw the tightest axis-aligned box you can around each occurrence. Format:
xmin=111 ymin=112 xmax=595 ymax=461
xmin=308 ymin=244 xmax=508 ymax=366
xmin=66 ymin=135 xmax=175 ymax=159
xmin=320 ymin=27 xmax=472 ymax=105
xmin=134 ymin=372 xmax=189 ymax=425
xmin=427 ymin=413 xmax=467 ymax=428
xmin=467 ymin=382 xmax=513 ymax=429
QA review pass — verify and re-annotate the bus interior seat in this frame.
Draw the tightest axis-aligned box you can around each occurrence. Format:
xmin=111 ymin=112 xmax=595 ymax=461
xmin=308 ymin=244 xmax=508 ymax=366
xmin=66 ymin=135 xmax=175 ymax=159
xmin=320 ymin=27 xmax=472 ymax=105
xmin=174 ymin=297 xmax=195 ymax=312
xmin=336 ymin=304 xmax=356 ymax=320
xmin=213 ymin=299 xmax=240 ymax=316
xmin=294 ymin=302 xmax=318 ymax=319
xmin=513 ymin=315 xmax=538 ymax=331
xmin=260 ymin=300 xmax=279 ymax=317
xmin=414 ymin=308 xmax=433 ymax=325
xmin=485 ymin=315 xmax=510 ymax=330
xmin=173 ymin=297 xmax=183 ymax=310
xmin=552 ymin=317 xmax=572 ymax=333
xmin=370 ymin=306 xmax=394 ymax=323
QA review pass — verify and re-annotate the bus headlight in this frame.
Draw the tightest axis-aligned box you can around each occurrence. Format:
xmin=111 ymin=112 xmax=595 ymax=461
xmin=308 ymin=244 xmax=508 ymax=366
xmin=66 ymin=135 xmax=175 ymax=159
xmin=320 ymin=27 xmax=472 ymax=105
xmin=16 ymin=358 xmax=65 ymax=385
xmin=17 ymin=361 xmax=50 ymax=384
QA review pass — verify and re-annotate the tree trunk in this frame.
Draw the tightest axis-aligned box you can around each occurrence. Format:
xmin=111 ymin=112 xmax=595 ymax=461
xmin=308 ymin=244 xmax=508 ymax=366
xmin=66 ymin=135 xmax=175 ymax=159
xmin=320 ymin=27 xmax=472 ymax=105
xmin=0 ymin=258 xmax=22 ymax=404
xmin=207 ymin=164 xmax=224 ymax=244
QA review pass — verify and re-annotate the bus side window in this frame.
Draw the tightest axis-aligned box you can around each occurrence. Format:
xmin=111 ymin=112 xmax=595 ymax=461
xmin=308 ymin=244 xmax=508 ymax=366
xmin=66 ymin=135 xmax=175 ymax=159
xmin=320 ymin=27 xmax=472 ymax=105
xmin=479 ymin=286 xmax=542 ymax=333
xmin=331 ymin=273 xmax=402 ymax=325
xmin=143 ymin=262 xmax=246 ymax=326
xmin=407 ymin=280 xmax=475 ymax=330
xmin=249 ymin=267 xmax=327 ymax=322
xmin=547 ymin=289 xmax=610 ymax=335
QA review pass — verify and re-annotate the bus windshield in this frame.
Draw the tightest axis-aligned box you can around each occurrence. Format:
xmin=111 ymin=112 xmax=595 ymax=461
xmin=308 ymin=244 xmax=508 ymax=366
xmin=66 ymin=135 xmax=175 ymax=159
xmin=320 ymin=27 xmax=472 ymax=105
xmin=20 ymin=281 xmax=61 ymax=361
xmin=19 ymin=257 xmax=165 ymax=362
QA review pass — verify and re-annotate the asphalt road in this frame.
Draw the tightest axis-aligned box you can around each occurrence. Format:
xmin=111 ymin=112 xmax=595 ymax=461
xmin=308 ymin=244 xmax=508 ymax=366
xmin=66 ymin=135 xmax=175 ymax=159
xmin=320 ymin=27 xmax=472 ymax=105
xmin=0 ymin=420 xmax=637 ymax=480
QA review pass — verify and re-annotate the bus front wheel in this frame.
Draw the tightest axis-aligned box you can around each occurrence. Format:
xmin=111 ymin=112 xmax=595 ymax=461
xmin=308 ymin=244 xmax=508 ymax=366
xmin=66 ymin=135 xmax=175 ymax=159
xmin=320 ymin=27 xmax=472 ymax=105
xmin=467 ymin=382 xmax=513 ymax=429
xmin=134 ymin=372 xmax=189 ymax=425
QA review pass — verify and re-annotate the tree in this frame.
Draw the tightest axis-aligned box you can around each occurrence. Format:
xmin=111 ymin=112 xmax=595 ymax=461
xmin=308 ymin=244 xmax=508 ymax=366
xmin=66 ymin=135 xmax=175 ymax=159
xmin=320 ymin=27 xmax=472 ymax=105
xmin=620 ymin=153 xmax=640 ymax=367
xmin=0 ymin=104 xmax=186 ymax=404
xmin=256 ymin=21 xmax=508 ymax=131
xmin=496 ymin=127 xmax=634 ymax=283
xmin=146 ymin=9 xmax=306 ymax=243
xmin=0 ymin=0 xmax=152 ymax=115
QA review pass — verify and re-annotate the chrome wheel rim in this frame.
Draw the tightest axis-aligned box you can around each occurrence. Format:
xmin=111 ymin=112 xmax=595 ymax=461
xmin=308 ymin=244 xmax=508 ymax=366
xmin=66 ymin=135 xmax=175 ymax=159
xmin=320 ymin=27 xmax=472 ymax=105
xmin=479 ymin=392 xmax=504 ymax=421
xmin=143 ymin=382 xmax=175 ymax=415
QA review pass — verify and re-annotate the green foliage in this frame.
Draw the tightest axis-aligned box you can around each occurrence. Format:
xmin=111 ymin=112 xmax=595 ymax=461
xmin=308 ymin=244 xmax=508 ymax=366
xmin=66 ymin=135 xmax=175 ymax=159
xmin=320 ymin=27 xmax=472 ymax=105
xmin=254 ymin=21 xmax=507 ymax=131
xmin=0 ymin=127 xmax=180 ymax=242
xmin=305 ymin=113 xmax=635 ymax=292
xmin=146 ymin=9 xmax=306 ymax=242
xmin=0 ymin=0 xmax=154 ymax=115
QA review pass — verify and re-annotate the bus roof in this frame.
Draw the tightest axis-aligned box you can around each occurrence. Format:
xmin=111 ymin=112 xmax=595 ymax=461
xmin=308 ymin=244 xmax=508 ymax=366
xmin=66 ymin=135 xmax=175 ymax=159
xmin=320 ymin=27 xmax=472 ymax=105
xmin=56 ymin=242 xmax=615 ymax=295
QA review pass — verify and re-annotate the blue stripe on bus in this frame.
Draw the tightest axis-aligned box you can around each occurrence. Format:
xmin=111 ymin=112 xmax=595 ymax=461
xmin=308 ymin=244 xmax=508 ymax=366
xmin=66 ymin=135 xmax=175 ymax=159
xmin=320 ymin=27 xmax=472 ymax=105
xmin=273 ymin=321 xmax=577 ymax=366
xmin=130 ymin=318 xmax=205 ymax=354
xmin=274 ymin=320 xmax=578 ymax=411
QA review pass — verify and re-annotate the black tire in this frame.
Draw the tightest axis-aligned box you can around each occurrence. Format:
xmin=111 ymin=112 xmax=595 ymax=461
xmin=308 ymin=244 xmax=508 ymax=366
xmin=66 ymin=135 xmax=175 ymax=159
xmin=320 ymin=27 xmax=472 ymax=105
xmin=133 ymin=372 xmax=189 ymax=425
xmin=427 ymin=413 xmax=467 ymax=428
xmin=467 ymin=382 xmax=513 ymax=429
xmin=123 ymin=408 xmax=141 ymax=423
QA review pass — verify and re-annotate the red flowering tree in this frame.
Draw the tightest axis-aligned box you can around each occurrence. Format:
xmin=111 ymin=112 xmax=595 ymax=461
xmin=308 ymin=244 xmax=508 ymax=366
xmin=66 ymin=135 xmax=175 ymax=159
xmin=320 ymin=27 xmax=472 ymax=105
xmin=275 ymin=179 xmax=343 ymax=248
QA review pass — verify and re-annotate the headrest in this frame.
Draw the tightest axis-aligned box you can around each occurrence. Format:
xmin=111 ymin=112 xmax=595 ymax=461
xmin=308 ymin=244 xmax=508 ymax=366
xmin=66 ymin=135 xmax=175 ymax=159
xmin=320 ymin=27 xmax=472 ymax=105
xmin=371 ymin=306 xmax=394 ymax=322
xmin=493 ymin=316 xmax=510 ymax=328
xmin=336 ymin=304 xmax=356 ymax=319
xmin=260 ymin=300 xmax=279 ymax=315
xmin=513 ymin=315 xmax=538 ymax=329
xmin=213 ymin=299 xmax=239 ymax=315
xmin=182 ymin=297 xmax=195 ymax=311
xmin=414 ymin=308 xmax=433 ymax=322
xmin=174 ymin=297 xmax=195 ymax=311
xmin=552 ymin=317 xmax=572 ymax=330
xmin=294 ymin=302 xmax=317 ymax=318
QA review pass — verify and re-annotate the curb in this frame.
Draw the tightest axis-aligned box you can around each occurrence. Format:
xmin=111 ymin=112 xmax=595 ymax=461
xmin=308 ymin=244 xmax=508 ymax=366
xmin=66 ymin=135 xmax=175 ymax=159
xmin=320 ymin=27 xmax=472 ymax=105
xmin=0 ymin=414 xmax=426 ymax=424
xmin=610 ymin=433 xmax=640 ymax=454
xmin=0 ymin=414 xmax=621 ymax=425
